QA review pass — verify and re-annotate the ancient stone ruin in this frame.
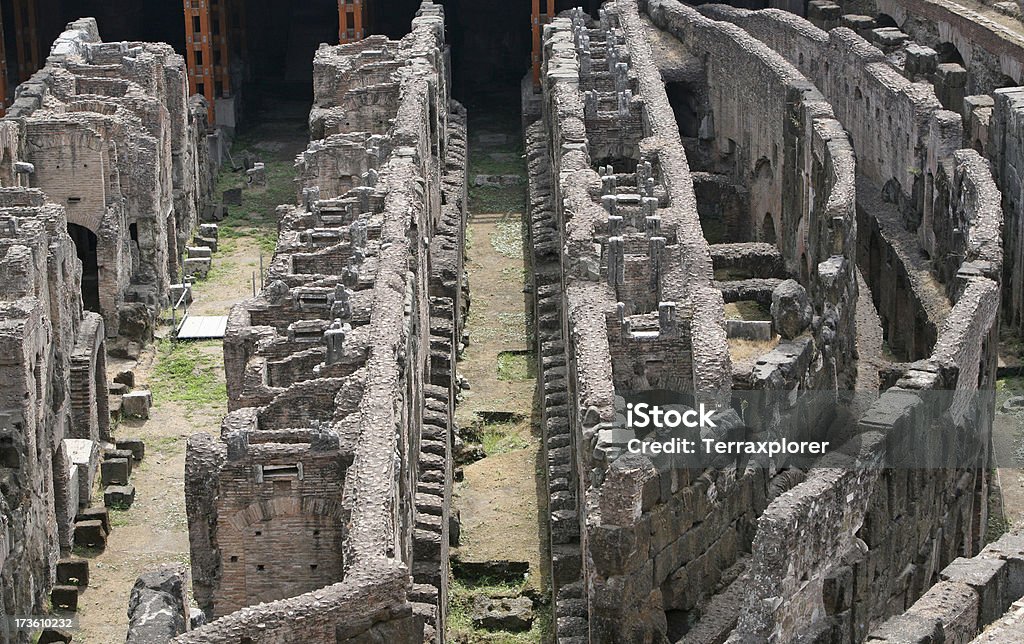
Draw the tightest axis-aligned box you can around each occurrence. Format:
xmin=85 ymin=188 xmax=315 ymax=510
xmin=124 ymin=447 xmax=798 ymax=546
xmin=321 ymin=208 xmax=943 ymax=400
xmin=179 ymin=3 xmax=464 ymax=641
xmin=6 ymin=0 xmax=1024 ymax=641
xmin=0 ymin=15 xmax=211 ymax=641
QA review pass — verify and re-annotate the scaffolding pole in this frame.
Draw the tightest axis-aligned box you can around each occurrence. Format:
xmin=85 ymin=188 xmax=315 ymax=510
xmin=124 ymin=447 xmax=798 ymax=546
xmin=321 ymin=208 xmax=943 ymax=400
xmin=531 ymin=0 xmax=554 ymax=88
xmin=0 ymin=5 xmax=9 ymax=116
xmin=183 ymin=0 xmax=217 ymax=123
xmin=338 ymin=0 xmax=365 ymax=44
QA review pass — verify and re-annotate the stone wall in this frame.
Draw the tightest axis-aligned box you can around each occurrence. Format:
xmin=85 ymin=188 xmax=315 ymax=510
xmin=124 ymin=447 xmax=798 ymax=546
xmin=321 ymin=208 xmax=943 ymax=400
xmin=991 ymin=88 xmax=1024 ymax=334
xmin=184 ymin=3 xmax=463 ymax=642
xmin=0 ymin=187 xmax=108 ymax=640
xmin=525 ymin=1 xmax=1004 ymax=641
xmin=702 ymin=7 xmax=1003 ymax=358
xmin=4 ymin=18 xmax=212 ymax=341
xmin=530 ymin=0 xmax=862 ymax=640
xmin=868 ymin=532 xmax=1024 ymax=642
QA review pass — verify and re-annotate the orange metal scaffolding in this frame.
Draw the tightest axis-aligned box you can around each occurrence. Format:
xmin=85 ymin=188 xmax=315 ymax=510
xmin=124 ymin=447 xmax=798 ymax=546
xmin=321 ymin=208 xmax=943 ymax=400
xmin=183 ymin=0 xmax=231 ymax=124
xmin=532 ymin=0 xmax=555 ymax=87
xmin=339 ymin=0 xmax=365 ymax=44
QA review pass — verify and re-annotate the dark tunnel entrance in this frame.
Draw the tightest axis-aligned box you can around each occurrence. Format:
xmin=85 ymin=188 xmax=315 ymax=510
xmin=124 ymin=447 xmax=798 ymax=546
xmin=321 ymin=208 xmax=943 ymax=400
xmin=67 ymin=223 xmax=100 ymax=314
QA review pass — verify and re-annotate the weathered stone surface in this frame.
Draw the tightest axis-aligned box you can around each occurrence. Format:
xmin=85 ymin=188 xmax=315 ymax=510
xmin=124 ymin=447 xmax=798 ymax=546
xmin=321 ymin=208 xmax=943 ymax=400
xmin=73 ymin=520 xmax=106 ymax=549
xmin=104 ymin=485 xmax=136 ymax=509
xmin=771 ymin=279 xmax=813 ymax=340
xmin=127 ymin=566 xmax=189 ymax=644
xmin=471 ymin=596 xmax=534 ymax=631
xmin=122 ymin=390 xmax=153 ymax=419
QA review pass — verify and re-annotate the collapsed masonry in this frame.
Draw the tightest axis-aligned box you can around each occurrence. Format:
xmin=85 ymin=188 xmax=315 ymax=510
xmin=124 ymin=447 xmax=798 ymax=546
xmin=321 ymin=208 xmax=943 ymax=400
xmin=181 ymin=2 xmax=466 ymax=641
xmin=0 ymin=18 xmax=212 ymax=642
xmin=524 ymin=0 xmax=1003 ymax=641
xmin=4 ymin=18 xmax=215 ymax=348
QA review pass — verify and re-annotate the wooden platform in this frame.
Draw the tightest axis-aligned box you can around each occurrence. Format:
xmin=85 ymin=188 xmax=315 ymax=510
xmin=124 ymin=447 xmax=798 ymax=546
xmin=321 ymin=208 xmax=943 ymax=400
xmin=176 ymin=315 xmax=228 ymax=340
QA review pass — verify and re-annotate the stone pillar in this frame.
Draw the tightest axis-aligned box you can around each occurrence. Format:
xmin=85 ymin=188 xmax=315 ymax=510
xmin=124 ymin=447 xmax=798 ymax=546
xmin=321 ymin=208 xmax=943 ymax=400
xmin=608 ymin=236 xmax=624 ymax=287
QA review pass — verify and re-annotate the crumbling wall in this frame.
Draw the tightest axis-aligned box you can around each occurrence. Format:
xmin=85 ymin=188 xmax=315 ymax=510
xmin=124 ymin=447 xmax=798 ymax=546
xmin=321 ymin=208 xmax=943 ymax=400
xmin=184 ymin=3 xmax=461 ymax=642
xmin=5 ymin=17 xmax=211 ymax=341
xmin=533 ymin=0 xmax=857 ymax=639
xmin=991 ymin=88 xmax=1024 ymax=333
xmin=871 ymin=0 xmax=1024 ymax=95
xmin=0 ymin=188 xmax=108 ymax=639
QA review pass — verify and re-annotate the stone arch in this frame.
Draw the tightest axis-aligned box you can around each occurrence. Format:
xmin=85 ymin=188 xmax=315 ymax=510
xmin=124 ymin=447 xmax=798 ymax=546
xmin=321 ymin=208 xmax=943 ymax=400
xmin=936 ymin=42 xmax=965 ymax=67
xmin=876 ymin=13 xmax=898 ymax=29
xmin=218 ymin=495 xmax=348 ymax=616
xmin=227 ymin=496 xmax=348 ymax=532
xmin=761 ymin=212 xmax=777 ymax=245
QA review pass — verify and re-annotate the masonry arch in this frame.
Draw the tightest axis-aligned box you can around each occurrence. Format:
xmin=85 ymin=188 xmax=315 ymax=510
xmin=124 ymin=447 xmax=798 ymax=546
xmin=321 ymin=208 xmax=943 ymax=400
xmin=936 ymin=42 xmax=965 ymax=67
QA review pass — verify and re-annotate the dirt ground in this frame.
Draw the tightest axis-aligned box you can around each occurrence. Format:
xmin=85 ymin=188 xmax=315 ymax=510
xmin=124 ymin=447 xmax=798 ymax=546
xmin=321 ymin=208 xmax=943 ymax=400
xmin=74 ymin=345 xmax=224 ymax=643
xmin=72 ymin=111 xmax=306 ymax=642
xmin=453 ymin=212 xmax=545 ymax=584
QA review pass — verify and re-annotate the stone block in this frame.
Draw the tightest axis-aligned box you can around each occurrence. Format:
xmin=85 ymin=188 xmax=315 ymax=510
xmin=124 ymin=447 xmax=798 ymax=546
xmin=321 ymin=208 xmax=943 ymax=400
xmin=169 ymin=283 xmax=193 ymax=307
xmin=38 ymin=630 xmax=73 ymax=644
xmin=771 ymin=279 xmax=812 ymax=339
xmin=935 ymin=63 xmax=968 ymax=112
xmin=64 ymin=438 xmax=99 ymax=508
xmin=193 ymin=235 xmax=218 ymax=252
xmin=109 ymin=395 xmax=122 ymax=419
xmin=726 ymin=319 xmax=773 ymax=341
xmin=101 ymin=457 xmax=131 ymax=486
xmin=116 ymin=438 xmax=146 ymax=461
xmin=940 ymin=556 xmax=1006 ymax=625
xmin=472 ymin=596 xmax=534 ymax=632
xmin=57 ymin=559 xmax=89 ymax=587
xmin=105 ymin=485 xmax=136 ymax=509
xmin=114 ymin=370 xmax=135 ymax=388
xmin=807 ymin=0 xmax=841 ymax=25
xmin=108 ymin=382 xmax=129 ymax=396
xmin=187 ymin=245 xmax=212 ymax=259
xmin=183 ymin=257 xmax=211 ymax=279
xmin=246 ymin=162 xmax=266 ymax=186
xmin=904 ymin=44 xmax=937 ymax=80
xmin=199 ymin=223 xmax=219 ymax=240
xmin=223 ymin=187 xmax=242 ymax=205
xmin=76 ymin=506 xmax=110 ymax=534
xmin=127 ymin=566 xmax=189 ymax=643
xmin=841 ymin=14 xmax=875 ymax=32
xmin=870 ymin=27 xmax=911 ymax=50
xmin=103 ymin=449 xmax=134 ymax=476
xmin=121 ymin=390 xmax=152 ymax=419
xmin=73 ymin=519 xmax=106 ymax=549
xmin=50 ymin=585 xmax=79 ymax=612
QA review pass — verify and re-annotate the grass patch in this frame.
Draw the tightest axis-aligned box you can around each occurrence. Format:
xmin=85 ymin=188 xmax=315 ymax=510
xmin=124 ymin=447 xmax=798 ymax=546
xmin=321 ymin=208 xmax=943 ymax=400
xmin=988 ymin=471 xmax=1011 ymax=544
xmin=480 ymin=420 xmax=530 ymax=456
xmin=447 ymin=577 xmax=552 ymax=643
xmin=150 ymin=340 xmax=227 ymax=408
xmin=471 ymin=185 xmax=527 ymax=215
xmin=497 ymin=351 xmax=535 ymax=382
xmin=109 ymin=509 xmax=132 ymax=526
xmin=724 ymin=300 xmax=770 ymax=321
xmin=470 ymin=149 xmax=525 ymax=177
xmin=491 ymin=215 xmax=525 ymax=258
